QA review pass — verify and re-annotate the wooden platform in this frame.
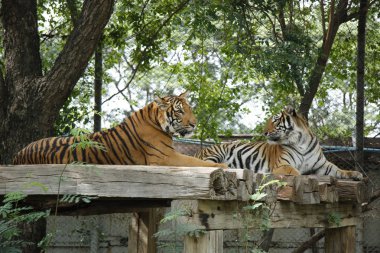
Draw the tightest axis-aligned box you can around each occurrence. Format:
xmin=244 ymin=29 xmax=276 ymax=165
xmin=0 ymin=165 xmax=371 ymax=253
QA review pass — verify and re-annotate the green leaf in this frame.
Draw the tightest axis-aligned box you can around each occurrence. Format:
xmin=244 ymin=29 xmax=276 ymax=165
xmin=250 ymin=192 xmax=267 ymax=201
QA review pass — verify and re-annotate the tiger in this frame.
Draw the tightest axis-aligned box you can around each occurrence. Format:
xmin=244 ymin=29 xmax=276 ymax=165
xmin=13 ymin=92 xmax=227 ymax=168
xmin=195 ymin=106 xmax=363 ymax=180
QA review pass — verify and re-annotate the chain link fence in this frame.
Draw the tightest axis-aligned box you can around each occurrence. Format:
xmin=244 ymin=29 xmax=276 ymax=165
xmin=173 ymin=137 xmax=380 ymax=253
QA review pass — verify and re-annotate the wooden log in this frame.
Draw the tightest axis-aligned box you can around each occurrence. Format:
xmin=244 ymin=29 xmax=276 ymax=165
xmin=183 ymin=230 xmax=223 ymax=253
xmin=293 ymin=176 xmax=320 ymax=204
xmin=267 ymin=175 xmax=367 ymax=204
xmin=179 ymin=200 xmax=361 ymax=230
xmin=319 ymin=184 xmax=339 ymax=203
xmin=335 ymin=180 xmax=369 ymax=203
xmin=325 ymin=226 xmax=356 ymax=253
xmin=228 ymin=169 xmax=254 ymax=201
xmin=0 ymin=165 xmax=236 ymax=200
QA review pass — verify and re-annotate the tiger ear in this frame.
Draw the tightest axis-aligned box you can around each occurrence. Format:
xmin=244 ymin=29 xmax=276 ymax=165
xmin=154 ymin=97 xmax=170 ymax=110
xmin=284 ymin=105 xmax=297 ymax=117
xmin=179 ymin=91 xmax=189 ymax=99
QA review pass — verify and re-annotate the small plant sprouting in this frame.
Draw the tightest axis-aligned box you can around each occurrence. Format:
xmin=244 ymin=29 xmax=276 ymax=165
xmin=327 ymin=212 xmax=342 ymax=227
xmin=237 ymin=175 xmax=287 ymax=252
xmin=55 ymin=127 xmax=106 ymax=216
xmin=70 ymin=128 xmax=106 ymax=153
xmin=154 ymin=207 xmax=206 ymax=253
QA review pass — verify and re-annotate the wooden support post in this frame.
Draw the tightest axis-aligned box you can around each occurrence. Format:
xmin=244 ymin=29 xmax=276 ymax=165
xmin=183 ymin=230 xmax=223 ymax=253
xmin=128 ymin=208 xmax=164 ymax=253
xmin=325 ymin=226 xmax=356 ymax=253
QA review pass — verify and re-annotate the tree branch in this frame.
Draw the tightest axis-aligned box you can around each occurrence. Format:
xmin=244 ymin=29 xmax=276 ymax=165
xmin=102 ymin=0 xmax=190 ymax=104
xmin=292 ymin=229 xmax=325 ymax=253
xmin=66 ymin=0 xmax=80 ymax=26
xmin=299 ymin=0 xmax=349 ymax=117
xmin=42 ymin=0 xmax=115 ymax=112
xmin=320 ymin=0 xmax=327 ymax=41
xmin=341 ymin=0 xmax=377 ymax=23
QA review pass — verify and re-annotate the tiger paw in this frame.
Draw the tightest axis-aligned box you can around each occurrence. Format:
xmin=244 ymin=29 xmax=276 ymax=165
xmin=348 ymin=171 xmax=363 ymax=181
xmin=217 ymin=163 xmax=228 ymax=169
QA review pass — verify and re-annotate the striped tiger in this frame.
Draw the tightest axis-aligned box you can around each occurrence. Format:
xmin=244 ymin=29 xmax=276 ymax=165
xmin=13 ymin=92 xmax=227 ymax=168
xmin=195 ymin=106 xmax=363 ymax=180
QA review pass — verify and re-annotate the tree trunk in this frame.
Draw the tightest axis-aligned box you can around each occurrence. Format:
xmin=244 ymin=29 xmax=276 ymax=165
xmin=94 ymin=41 xmax=103 ymax=132
xmin=355 ymin=0 xmax=368 ymax=169
xmin=0 ymin=0 xmax=115 ymax=165
xmin=0 ymin=1 xmax=114 ymax=252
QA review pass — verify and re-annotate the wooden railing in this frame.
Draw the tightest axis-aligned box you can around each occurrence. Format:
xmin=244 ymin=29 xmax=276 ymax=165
xmin=0 ymin=165 xmax=371 ymax=253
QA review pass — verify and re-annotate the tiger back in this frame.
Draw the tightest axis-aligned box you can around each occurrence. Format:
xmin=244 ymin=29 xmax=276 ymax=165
xmin=13 ymin=92 xmax=227 ymax=168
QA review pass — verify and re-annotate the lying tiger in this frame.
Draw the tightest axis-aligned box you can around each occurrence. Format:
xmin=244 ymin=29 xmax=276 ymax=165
xmin=13 ymin=92 xmax=226 ymax=168
xmin=195 ymin=106 xmax=363 ymax=180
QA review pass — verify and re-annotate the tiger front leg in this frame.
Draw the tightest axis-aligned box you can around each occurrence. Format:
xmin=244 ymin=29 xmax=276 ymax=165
xmin=318 ymin=161 xmax=363 ymax=181
xmin=272 ymin=165 xmax=300 ymax=176
xmin=336 ymin=169 xmax=363 ymax=181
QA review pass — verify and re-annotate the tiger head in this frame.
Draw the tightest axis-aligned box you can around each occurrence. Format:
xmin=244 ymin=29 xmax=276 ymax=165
xmin=154 ymin=91 xmax=197 ymax=137
xmin=263 ymin=106 xmax=310 ymax=145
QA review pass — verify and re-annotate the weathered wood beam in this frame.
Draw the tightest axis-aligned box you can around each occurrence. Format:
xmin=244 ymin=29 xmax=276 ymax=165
xmin=183 ymin=230 xmax=223 ymax=253
xmin=228 ymin=169 xmax=254 ymax=201
xmin=177 ymin=200 xmax=361 ymax=230
xmin=270 ymin=174 xmax=367 ymax=204
xmin=0 ymin=165 xmax=237 ymax=200
xmin=325 ymin=226 xmax=356 ymax=253
xmin=21 ymin=196 xmax=171 ymax=216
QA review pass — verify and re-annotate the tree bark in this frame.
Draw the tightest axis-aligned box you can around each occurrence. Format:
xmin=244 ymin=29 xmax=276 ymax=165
xmin=355 ymin=0 xmax=368 ymax=169
xmin=0 ymin=1 xmax=115 ymax=252
xmin=66 ymin=0 xmax=80 ymax=26
xmin=0 ymin=0 xmax=115 ymax=165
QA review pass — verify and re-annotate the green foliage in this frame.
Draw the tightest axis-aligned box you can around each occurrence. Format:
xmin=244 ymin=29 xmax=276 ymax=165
xmin=0 ymin=192 xmax=50 ymax=252
xmin=154 ymin=207 xmax=206 ymax=252
xmin=159 ymin=208 xmax=192 ymax=224
xmin=327 ymin=212 xmax=342 ymax=227
xmin=54 ymin=80 xmax=94 ymax=135
xmin=70 ymin=128 xmax=106 ymax=153
xmin=38 ymin=0 xmax=379 ymax=140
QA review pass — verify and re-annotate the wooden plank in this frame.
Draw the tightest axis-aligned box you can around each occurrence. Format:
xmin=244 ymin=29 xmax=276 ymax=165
xmin=325 ymin=226 xmax=356 ymax=253
xmin=128 ymin=208 xmax=164 ymax=253
xmin=129 ymin=212 xmax=148 ymax=253
xmin=183 ymin=230 xmax=223 ymax=253
xmin=0 ymin=165 xmax=236 ymax=200
xmin=178 ymin=200 xmax=361 ymax=229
